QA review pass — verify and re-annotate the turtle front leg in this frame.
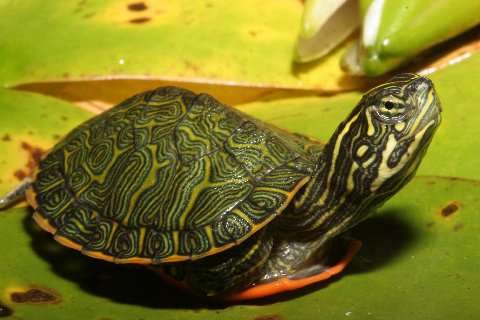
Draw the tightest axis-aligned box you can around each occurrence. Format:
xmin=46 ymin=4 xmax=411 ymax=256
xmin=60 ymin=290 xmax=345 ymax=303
xmin=157 ymin=229 xmax=274 ymax=297
xmin=0 ymin=178 xmax=32 ymax=210
xmin=156 ymin=228 xmax=359 ymax=300
xmin=219 ymin=235 xmax=361 ymax=301
xmin=262 ymin=236 xmax=360 ymax=281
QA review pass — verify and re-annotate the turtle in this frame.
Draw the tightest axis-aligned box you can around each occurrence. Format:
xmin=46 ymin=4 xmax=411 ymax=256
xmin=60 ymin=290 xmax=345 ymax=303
xmin=0 ymin=73 xmax=441 ymax=300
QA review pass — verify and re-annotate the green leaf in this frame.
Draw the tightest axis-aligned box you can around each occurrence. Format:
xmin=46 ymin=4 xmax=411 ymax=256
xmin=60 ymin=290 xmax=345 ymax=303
xmin=1 ymin=176 xmax=479 ymax=319
xmin=0 ymin=0 xmax=353 ymax=92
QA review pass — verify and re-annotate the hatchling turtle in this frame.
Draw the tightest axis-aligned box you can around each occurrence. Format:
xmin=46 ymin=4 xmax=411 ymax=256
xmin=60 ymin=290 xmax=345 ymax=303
xmin=0 ymin=73 xmax=441 ymax=300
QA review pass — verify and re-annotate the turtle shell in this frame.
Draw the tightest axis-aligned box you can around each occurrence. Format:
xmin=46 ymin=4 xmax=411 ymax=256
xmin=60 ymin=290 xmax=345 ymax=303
xmin=27 ymin=87 xmax=324 ymax=264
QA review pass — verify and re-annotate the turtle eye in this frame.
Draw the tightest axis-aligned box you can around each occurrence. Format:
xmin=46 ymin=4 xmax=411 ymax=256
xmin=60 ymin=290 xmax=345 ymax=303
xmin=383 ymin=100 xmax=396 ymax=110
xmin=373 ymin=97 xmax=408 ymax=123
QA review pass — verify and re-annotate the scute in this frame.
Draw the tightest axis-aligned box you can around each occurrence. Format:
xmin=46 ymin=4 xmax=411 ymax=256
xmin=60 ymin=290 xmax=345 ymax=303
xmin=28 ymin=87 xmax=324 ymax=264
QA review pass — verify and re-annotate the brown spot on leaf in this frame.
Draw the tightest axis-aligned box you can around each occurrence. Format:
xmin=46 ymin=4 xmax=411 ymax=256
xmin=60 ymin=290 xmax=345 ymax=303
xmin=447 ymin=177 xmax=460 ymax=181
xmin=441 ymin=201 xmax=460 ymax=217
xmin=129 ymin=17 xmax=151 ymax=24
xmin=0 ymin=302 xmax=13 ymax=317
xmin=10 ymin=288 xmax=59 ymax=304
xmin=13 ymin=170 xmax=27 ymax=181
xmin=249 ymin=30 xmax=260 ymax=37
xmin=426 ymin=221 xmax=435 ymax=228
xmin=253 ymin=316 xmax=282 ymax=320
xmin=184 ymin=60 xmax=200 ymax=72
xmin=453 ymin=223 xmax=464 ymax=231
xmin=13 ymin=142 xmax=45 ymax=181
xmin=21 ymin=142 xmax=45 ymax=166
xmin=128 ymin=2 xmax=147 ymax=11
xmin=1 ymin=134 xmax=10 ymax=141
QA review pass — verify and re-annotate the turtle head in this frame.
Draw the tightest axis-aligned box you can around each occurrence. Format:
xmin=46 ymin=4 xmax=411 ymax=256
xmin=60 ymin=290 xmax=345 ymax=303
xmin=348 ymin=73 xmax=441 ymax=195
xmin=333 ymin=73 xmax=441 ymax=224
xmin=350 ymin=73 xmax=441 ymax=194
xmin=296 ymin=73 xmax=441 ymax=236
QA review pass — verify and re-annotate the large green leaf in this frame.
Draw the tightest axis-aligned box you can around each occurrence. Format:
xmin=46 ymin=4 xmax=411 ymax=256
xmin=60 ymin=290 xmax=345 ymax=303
xmin=0 ymin=0 xmax=472 ymax=108
xmin=1 ymin=52 xmax=479 ymax=319
xmin=0 ymin=0 xmax=354 ymax=93
xmin=1 ymin=176 xmax=478 ymax=319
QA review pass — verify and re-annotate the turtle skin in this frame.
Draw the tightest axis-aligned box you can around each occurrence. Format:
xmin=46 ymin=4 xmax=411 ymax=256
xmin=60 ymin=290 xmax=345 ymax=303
xmin=28 ymin=86 xmax=324 ymax=265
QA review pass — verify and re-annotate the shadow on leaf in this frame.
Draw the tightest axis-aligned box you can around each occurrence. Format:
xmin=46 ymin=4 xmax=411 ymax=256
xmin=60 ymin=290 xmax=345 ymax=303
xmin=348 ymin=209 xmax=420 ymax=274
xmin=22 ymin=212 xmax=222 ymax=310
xmin=22 ymin=208 xmax=418 ymax=308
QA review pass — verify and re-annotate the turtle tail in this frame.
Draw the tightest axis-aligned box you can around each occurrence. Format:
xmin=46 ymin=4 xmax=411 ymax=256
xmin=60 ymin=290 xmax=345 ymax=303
xmin=0 ymin=177 xmax=32 ymax=210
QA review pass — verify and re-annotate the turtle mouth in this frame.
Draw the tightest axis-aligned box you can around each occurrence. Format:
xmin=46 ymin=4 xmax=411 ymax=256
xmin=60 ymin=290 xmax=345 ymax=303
xmin=401 ymin=76 xmax=442 ymax=142
xmin=413 ymin=102 xmax=441 ymax=139
xmin=399 ymin=110 xmax=441 ymax=144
